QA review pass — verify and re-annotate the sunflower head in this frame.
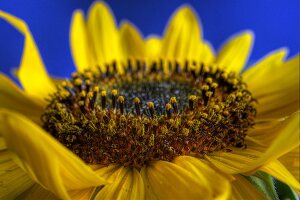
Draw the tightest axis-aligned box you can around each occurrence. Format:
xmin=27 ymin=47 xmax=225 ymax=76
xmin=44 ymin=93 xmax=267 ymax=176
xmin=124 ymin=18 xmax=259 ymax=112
xmin=0 ymin=2 xmax=299 ymax=199
xmin=42 ymin=59 xmax=257 ymax=169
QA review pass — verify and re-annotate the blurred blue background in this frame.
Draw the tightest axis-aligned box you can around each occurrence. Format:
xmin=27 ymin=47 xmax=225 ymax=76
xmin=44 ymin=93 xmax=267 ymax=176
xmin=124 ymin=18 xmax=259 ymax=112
xmin=0 ymin=0 xmax=299 ymax=80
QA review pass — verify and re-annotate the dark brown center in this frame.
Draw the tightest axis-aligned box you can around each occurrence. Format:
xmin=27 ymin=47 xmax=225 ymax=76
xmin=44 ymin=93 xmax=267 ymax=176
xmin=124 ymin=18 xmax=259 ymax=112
xmin=42 ymin=60 xmax=257 ymax=169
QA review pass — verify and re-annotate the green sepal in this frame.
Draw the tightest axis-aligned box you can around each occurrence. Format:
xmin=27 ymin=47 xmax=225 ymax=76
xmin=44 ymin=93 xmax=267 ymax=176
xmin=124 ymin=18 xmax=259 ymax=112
xmin=273 ymin=179 xmax=298 ymax=200
xmin=246 ymin=171 xmax=299 ymax=200
xmin=245 ymin=171 xmax=279 ymax=200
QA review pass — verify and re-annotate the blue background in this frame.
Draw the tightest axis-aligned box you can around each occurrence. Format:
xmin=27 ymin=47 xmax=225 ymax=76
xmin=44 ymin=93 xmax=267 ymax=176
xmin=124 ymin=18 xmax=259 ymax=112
xmin=0 ymin=0 xmax=299 ymax=80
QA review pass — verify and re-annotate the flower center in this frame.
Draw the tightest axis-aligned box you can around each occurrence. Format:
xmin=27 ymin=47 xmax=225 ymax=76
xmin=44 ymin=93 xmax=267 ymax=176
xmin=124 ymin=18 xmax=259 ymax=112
xmin=42 ymin=60 xmax=257 ymax=168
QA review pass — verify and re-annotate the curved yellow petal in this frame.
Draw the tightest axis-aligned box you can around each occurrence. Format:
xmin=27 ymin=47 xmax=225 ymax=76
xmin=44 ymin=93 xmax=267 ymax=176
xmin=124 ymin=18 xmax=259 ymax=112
xmin=0 ymin=110 xmax=107 ymax=200
xmin=231 ymin=175 xmax=266 ymax=200
xmin=0 ymin=74 xmax=45 ymax=124
xmin=16 ymin=184 xmax=59 ymax=200
xmin=247 ymin=116 xmax=295 ymax=149
xmin=246 ymin=55 xmax=299 ymax=119
xmin=70 ymin=10 xmax=96 ymax=72
xmin=141 ymin=160 xmax=211 ymax=199
xmin=260 ymin=160 xmax=300 ymax=194
xmin=247 ymin=111 xmax=299 ymax=171
xmin=278 ymin=147 xmax=299 ymax=182
xmin=207 ymin=112 xmax=299 ymax=175
xmin=215 ymin=31 xmax=254 ymax=73
xmin=161 ymin=6 xmax=202 ymax=67
xmin=0 ymin=150 xmax=35 ymax=200
xmin=87 ymin=2 xmax=123 ymax=73
xmin=205 ymin=148 xmax=261 ymax=175
xmin=0 ymin=11 xmax=55 ymax=101
xmin=174 ymin=156 xmax=231 ymax=200
xmin=94 ymin=166 xmax=144 ymax=200
xmin=120 ymin=21 xmax=145 ymax=60
xmin=243 ymin=48 xmax=288 ymax=81
xmin=200 ymin=41 xmax=215 ymax=65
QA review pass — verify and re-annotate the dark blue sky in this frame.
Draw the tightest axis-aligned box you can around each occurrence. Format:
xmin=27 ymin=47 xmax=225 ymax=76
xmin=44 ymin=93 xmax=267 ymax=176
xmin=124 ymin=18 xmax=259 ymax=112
xmin=0 ymin=0 xmax=299 ymax=79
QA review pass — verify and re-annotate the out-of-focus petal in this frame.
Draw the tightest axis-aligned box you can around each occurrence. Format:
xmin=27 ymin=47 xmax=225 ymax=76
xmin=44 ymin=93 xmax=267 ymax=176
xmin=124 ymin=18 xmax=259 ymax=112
xmin=87 ymin=2 xmax=123 ymax=73
xmin=246 ymin=55 xmax=299 ymax=119
xmin=0 ymin=74 xmax=44 ymax=124
xmin=161 ymin=6 xmax=202 ymax=67
xmin=0 ymin=110 xmax=106 ymax=200
xmin=0 ymin=11 xmax=55 ymax=101
xmin=70 ymin=10 xmax=96 ymax=72
xmin=215 ymin=31 xmax=254 ymax=73
xmin=243 ymin=48 xmax=288 ymax=81
xmin=199 ymin=41 xmax=215 ymax=65
xmin=120 ymin=22 xmax=145 ymax=61
xmin=146 ymin=36 xmax=161 ymax=60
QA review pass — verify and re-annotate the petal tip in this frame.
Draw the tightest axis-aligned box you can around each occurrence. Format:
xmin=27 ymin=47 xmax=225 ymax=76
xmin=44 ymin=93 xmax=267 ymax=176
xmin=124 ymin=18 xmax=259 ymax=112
xmin=241 ymin=30 xmax=255 ymax=42
xmin=173 ymin=4 xmax=200 ymax=23
xmin=71 ymin=9 xmax=85 ymax=19
xmin=89 ymin=1 xmax=113 ymax=14
xmin=120 ymin=20 xmax=143 ymax=36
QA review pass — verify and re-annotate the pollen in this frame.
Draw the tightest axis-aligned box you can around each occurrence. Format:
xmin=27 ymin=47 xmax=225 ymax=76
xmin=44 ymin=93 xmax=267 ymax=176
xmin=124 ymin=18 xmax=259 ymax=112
xmin=42 ymin=59 xmax=257 ymax=169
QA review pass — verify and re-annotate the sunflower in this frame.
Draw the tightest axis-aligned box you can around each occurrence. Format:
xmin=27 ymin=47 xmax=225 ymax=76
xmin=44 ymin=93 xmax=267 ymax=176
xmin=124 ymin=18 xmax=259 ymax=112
xmin=0 ymin=1 xmax=299 ymax=200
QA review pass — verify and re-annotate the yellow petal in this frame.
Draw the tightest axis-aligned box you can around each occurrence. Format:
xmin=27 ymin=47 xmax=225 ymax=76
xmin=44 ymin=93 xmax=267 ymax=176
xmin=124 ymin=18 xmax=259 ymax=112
xmin=69 ymin=188 xmax=96 ymax=200
xmin=94 ymin=166 xmax=144 ymax=200
xmin=145 ymin=36 xmax=161 ymax=61
xmin=245 ymin=111 xmax=299 ymax=172
xmin=229 ymin=112 xmax=298 ymax=174
xmin=0 ymin=11 xmax=55 ymax=101
xmin=87 ymin=2 xmax=123 ymax=73
xmin=0 ymin=110 xmax=106 ymax=200
xmin=278 ymin=147 xmax=299 ymax=182
xmin=200 ymin=41 xmax=215 ymax=64
xmin=174 ymin=156 xmax=231 ymax=200
xmin=205 ymin=148 xmax=261 ymax=175
xmin=141 ymin=160 xmax=211 ymax=199
xmin=215 ymin=31 xmax=254 ymax=73
xmin=247 ymin=116 xmax=295 ymax=149
xmin=207 ymin=112 xmax=299 ymax=175
xmin=70 ymin=10 xmax=96 ymax=72
xmin=231 ymin=175 xmax=266 ymax=200
xmin=0 ymin=150 xmax=34 ymax=200
xmin=243 ymin=48 xmax=288 ymax=81
xmin=260 ymin=160 xmax=300 ymax=194
xmin=246 ymin=55 xmax=299 ymax=119
xmin=120 ymin=21 xmax=145 ymax=61
xmin=16 ymin=184 xmax=59 ymax=200
xmin=161 ymin=6 xmax=202 ymax=66
xmin=0 ymin=74 xmax=45 ymax=124
xmin=95 ymin=164 xmax=120 ymax=180
xmin=0 ymin=137 xmax=7 ymax=150
xmin=145 ymin=36 xmax=162 ymax=72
